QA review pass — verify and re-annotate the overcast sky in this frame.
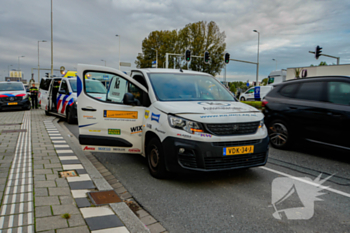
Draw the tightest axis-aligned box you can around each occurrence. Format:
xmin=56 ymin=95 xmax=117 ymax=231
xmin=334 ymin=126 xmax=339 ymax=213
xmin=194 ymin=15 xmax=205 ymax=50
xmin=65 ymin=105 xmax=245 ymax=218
xmin=1 ymin=0 xmax=350 ymax=82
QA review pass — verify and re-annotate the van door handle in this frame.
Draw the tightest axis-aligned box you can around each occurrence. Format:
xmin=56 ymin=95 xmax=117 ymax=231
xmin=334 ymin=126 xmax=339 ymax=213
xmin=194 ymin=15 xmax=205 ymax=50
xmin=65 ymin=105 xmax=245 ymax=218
xmin=81 ymin=108 xmax=96 ymax=111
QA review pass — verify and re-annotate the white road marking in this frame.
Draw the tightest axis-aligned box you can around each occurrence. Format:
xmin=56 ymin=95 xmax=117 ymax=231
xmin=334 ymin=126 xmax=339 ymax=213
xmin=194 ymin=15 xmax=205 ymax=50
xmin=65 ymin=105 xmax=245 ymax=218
xmin=67 ymin=174 xmax=91 ymax=182
xmin=59 ymin=156 xmax=78 ymax=160
xmin=80 ymin=206 xmax=115 ymax=218
xmin=260 ymin=167 xmax=350 ymax=198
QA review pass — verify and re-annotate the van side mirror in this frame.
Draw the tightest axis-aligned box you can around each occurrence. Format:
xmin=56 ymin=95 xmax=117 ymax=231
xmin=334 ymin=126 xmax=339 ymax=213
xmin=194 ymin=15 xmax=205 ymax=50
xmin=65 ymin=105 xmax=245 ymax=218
xmin=123 ymin=93 xmax=136 ymax=105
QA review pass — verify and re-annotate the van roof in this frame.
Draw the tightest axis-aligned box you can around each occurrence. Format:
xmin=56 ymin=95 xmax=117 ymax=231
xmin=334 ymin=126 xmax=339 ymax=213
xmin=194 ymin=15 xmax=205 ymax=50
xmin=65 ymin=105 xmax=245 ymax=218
xmin=133 ymin=68 xmax=212 ymax=76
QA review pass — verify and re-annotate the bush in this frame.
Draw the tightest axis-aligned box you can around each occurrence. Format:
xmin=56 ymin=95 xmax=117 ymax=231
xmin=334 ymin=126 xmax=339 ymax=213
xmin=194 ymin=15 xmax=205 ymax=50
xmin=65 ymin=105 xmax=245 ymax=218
xmin=241 ymin=101 xmax=262 ymax=110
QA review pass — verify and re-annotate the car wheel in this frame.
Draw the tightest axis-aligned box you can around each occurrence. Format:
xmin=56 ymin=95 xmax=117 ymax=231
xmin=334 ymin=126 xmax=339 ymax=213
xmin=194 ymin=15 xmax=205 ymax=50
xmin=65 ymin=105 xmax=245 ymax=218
xmin=240 ymin=97 xmax=245 ymax=101
xmin=268 ymin=119 xmax=292 ymax=149
xmin=146 ymin=137 xmax=167 ymax=179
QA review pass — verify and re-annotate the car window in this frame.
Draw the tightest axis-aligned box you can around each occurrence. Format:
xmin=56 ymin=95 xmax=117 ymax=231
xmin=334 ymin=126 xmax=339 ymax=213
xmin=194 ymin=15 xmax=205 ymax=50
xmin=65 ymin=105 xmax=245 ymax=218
xmin=328 ymin=81 xmax=350 ymax=105
xmin=279 ymin=83 xmax=299 ymax=98
xmin=84 ymin=71 xmax=144 ymax=105
xmin=60 ymin=80 xmax=68 ymax=93
xmin=0 ymin=83 xmax=25 ymax=91
xmin=294 ymin=82 xmax=324 ymax=101
xmin=246 ymin=88 xmax=254 ymax=94
xmin=69 ymin=80 xmax=77 ymax=93
xmin=39 ymin=79 xmax=51 ymax=91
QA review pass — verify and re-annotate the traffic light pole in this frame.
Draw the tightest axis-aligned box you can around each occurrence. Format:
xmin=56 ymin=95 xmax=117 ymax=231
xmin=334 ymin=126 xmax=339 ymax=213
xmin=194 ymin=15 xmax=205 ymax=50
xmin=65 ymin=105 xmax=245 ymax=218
xmin=308 ymin=51 xmax=340 ymax=65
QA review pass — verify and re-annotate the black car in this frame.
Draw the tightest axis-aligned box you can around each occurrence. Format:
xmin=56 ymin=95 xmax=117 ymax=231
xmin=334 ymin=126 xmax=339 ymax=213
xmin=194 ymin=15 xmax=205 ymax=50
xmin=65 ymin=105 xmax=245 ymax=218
xmin=262 ymin=76 xmax=350 ymax=150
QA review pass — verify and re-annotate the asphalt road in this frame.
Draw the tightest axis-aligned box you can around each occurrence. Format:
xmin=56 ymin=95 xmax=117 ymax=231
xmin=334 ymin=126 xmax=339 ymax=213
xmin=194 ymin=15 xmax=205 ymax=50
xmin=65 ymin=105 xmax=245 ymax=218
xmin=63 ymin=121 xmax=350 ymax=233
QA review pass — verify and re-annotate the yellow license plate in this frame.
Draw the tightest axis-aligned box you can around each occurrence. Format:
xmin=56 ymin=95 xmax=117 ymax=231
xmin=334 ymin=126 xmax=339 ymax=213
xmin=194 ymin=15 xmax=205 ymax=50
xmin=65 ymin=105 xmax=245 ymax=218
xmin=7 ymin=102 xmax=18 ymax=105
xmin=224 ymin=145 xmax=254 ymax=156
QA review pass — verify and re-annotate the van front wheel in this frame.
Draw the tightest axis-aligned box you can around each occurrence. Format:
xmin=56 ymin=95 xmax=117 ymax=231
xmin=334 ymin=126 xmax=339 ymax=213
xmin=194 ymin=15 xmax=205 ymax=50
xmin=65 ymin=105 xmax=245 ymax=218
xmin=146 ymin=138 xmax=167 ymax=179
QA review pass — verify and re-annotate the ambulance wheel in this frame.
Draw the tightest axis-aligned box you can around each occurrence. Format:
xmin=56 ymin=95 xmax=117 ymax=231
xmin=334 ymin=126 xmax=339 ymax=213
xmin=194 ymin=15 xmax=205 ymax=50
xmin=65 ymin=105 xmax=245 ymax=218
xmin=146 ymin=138 xmax=167 ymax=179
xmin=66 ymin=108 xmax=75 ymax=124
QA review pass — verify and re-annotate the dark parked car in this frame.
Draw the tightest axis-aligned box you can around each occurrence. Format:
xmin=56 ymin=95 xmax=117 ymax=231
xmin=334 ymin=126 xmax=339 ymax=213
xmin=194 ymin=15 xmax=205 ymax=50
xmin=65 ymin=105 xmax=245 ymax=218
xmin=262 ymin=76 xmax=350 ymax=150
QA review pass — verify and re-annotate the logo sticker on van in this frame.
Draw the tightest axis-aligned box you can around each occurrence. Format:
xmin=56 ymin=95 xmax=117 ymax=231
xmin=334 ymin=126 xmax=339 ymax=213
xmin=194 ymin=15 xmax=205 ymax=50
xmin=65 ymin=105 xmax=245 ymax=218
xmin=103 ymin=110 xmax=138 ymax=119
xmin=151 ymin=113 xmax=160 ymax=122
xmin=130 ymin=126 xmax=142 ymax=134
xmin=145 ymin=110 xmax=150 ymax=119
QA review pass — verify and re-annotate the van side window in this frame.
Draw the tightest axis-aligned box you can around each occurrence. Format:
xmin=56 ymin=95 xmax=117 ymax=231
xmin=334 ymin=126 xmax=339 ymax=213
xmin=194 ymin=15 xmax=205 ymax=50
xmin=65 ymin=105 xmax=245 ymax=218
xmin=279 ymin=84 xmax=299 ymax=98
xmin=328 ymin=81 xmax=350 ymax=105
xmin=294 ymin=82 xmax=324 ymax=101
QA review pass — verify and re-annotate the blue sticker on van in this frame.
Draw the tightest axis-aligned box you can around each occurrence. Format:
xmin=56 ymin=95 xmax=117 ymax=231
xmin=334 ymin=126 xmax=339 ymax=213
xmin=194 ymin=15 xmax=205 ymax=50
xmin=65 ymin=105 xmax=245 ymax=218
xmin=151 ymin=113 xmax=160 ymax=123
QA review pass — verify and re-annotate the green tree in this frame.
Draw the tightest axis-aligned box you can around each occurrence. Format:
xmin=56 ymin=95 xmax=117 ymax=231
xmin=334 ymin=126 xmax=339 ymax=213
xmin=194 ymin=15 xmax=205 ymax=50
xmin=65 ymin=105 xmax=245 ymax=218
xmin=261 ymin=78 xmax=268 ymax=86
xmin=135 ymin=21 xmax=226 ymax=76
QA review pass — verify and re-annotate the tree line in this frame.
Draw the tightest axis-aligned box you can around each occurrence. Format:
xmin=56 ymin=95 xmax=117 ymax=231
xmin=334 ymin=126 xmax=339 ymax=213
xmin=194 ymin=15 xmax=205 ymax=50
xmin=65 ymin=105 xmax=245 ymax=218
xmin=135 ymin=21 xmax=227 ymax=76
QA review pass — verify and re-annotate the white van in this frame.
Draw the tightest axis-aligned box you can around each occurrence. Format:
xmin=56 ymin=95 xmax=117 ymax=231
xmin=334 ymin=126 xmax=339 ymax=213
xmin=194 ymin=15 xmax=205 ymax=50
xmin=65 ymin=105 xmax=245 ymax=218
xmin=239 ymin=86 xmax=273 ymax=101
xmin=77 ymin=64 xmax=269 ymax=178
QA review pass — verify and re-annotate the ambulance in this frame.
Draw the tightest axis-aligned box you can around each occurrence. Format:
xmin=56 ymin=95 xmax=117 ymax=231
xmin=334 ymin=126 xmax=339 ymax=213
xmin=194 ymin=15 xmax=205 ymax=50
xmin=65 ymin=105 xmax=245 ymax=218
xmin=77 ymin=64 xmax=269 ymax=178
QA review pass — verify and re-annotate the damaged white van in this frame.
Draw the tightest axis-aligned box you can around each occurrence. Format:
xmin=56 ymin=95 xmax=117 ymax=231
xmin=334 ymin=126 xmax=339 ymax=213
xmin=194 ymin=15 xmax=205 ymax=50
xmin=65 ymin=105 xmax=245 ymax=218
xmin=77 ymin=64 xmax=269 ymax=178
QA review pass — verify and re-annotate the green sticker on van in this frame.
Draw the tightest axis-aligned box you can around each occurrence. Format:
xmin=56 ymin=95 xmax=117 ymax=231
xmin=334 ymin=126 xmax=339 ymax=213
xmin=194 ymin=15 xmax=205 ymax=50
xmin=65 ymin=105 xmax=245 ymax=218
xmin=108 ymin=129 xmax=121 ymax=135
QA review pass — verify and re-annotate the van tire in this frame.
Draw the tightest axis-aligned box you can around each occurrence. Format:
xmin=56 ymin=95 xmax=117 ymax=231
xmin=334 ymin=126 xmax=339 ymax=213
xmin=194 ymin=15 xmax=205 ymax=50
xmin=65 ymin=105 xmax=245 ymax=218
xmin=268 ymin=119 xmax=292 ymax=150
xmin=146 ymin=138 xmax=167 ymax=179
xmin=240 ymin=97 xmax=245 ymax=101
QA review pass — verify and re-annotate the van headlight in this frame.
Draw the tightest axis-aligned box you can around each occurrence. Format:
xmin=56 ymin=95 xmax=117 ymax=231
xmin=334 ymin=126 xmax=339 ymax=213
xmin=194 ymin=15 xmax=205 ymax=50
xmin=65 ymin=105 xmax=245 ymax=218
xmin=258 ymin=120 xmax=264 ymax=129
xmin=168 ymin=115 xmax=204 ymax=134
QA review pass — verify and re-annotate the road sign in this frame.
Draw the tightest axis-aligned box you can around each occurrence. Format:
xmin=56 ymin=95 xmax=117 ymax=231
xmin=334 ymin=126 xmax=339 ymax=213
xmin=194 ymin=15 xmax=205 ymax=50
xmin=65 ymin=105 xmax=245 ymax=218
xmin=103 ymin=75 xmax=109 ymax=80
xmin=246 ymin=82 xmax=249 ymax=87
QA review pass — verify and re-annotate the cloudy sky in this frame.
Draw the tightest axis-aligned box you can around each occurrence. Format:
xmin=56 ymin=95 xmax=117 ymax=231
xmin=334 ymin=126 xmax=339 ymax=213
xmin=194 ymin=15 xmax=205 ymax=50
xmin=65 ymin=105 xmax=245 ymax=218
xmin=1 ymin=0 xmax=350 ymax=82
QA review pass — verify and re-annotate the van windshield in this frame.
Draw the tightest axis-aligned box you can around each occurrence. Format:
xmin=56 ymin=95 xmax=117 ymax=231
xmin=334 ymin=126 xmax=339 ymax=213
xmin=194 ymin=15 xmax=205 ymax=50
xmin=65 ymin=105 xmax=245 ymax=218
xmin=69 ymin=80 xmax=77 ymax=92
xmin=148 ymin=73 xmax=235 ymax=102
xmin=0 ymin=83 xmax=24 ymax=91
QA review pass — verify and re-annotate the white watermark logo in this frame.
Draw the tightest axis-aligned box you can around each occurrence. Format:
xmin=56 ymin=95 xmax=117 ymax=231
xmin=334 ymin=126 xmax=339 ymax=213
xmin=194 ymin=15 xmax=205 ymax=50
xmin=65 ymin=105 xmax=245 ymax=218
xmin=271 ymin=174 xmax=332 ymax=220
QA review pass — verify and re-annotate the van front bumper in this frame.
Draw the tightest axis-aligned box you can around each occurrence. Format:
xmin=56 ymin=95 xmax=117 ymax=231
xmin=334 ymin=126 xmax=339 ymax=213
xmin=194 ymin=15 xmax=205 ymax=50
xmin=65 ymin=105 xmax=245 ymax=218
xmin=162 ymin=136 xmax=269 ymax=173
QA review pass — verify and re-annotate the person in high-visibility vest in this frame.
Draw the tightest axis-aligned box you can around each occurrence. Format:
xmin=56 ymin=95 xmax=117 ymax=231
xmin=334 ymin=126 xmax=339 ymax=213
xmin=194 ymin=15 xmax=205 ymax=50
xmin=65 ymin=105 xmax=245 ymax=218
xmin=29 ymin=83 xmax=39 ymax=109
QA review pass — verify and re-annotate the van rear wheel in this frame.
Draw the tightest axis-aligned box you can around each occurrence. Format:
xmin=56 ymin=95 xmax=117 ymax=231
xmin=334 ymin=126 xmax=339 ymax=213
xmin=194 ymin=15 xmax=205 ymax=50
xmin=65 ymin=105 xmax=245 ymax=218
xmin=146 ymin=138 xmax=167 ymax=179
xmin=240 ymin=97 xmax=245 ymax=101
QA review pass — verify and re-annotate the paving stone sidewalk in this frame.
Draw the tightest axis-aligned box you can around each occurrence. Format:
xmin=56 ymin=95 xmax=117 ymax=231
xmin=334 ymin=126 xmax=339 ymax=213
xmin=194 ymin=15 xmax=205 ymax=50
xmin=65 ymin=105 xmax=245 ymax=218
xmin=0 ymin=109 xmax=149 ymax=233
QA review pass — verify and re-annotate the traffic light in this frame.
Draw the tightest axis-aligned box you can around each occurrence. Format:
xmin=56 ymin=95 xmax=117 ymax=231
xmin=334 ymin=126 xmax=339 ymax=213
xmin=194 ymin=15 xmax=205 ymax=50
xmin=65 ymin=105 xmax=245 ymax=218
xmin=315 ymin=45 xmax=322 ymax=60
xmin=204 ymin=51 xmax=210 ymax=64
xmin=185 ymin=50 xmax=191 ymax=62
xmin=224 ymin=53 xmax=230 ymax=64
xmin=45 ymin=73 xmax=49 ymax=78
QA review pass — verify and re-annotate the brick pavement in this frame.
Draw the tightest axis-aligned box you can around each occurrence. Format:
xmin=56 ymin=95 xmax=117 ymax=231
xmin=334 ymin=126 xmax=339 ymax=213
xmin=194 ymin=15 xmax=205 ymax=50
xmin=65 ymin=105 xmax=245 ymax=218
xmin=0 ymin=109 xmax=149 ymax=233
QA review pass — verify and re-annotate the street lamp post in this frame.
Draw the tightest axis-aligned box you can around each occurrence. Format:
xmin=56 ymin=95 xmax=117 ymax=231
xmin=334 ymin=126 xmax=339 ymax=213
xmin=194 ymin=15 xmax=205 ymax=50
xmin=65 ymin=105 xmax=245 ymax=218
xmin=8 ymin=65 xmax=12 ymax=76
xmin=101 ymin=59 xmax=106 ymax=66
xmin=253 ymin=30 xmax=260 ymax=86
xmin=272 ymin=59 xmax=277 ymax=70
xmin=38 ymin=40 xmax=47 ymax=82
xmin=18 ymin=56 xmax=25 ymax=71
xmin=115 ymin=35 xmax=120 ymax=70
xmin=50 ymin=0 xmax=54 ymax=76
